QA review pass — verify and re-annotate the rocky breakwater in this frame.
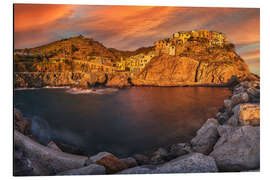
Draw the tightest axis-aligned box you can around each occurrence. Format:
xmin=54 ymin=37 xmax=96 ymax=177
xmin=190 ymin=80 xmax=260 ymax=172
xmin=131 ymin=42 xmax=258 ymax=86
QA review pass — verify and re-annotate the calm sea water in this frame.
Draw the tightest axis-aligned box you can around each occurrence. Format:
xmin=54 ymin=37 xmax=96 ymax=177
xmin=14 ymin=87 xmax=231 ymax=157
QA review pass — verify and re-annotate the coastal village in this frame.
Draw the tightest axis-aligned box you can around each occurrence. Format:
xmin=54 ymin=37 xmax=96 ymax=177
xmin=154 ymin=30 xmax=227 ymax=56
xmin=14 ymin=30 xmax=228 ymax=76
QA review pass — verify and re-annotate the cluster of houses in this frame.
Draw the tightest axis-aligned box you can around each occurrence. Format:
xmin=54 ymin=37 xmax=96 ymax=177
xmin=154 ymin=29 xmax=228 ymax=56
xmin=115 ymin=51 xmax=154 ymax=74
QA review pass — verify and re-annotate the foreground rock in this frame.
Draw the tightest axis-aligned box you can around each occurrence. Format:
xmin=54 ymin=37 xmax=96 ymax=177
xmin=226 ymin=103 xmax=260 ymax=126
xmin=191 ymin=118 xmax=220 ymax=155
xmin=231 ymin=92 xmax=249 ymax=106
xmin=87 ymin=152 xmax=127 ymax=173
xmin=151 ymin=152 xmax=218 ymax=173
xmin=233 ymin=81 xmax=260 ymax=103
xmin=14 ymin=130 xmax=88 ymax=175
xmin=57 ymin=164 xmax=106 ymax=175
xmin=14 ymin=108 xmax=31 ymax=135
xmin=151 ymin=148 xmax=169 ymax=164
xmin=168 ymin=143 xmax=192 ymax=159
xmin=14 ymin=146 xmax=36 ymax=176
xmin=58 ymin=143 xmax=86 ymax=156
xmin=210 ymin=125 xmax=260 ymax=171
xmin=133 ymin=154 xmax=151 ymax=165
xmin=120 ymin=157 xmax=137 ymax=168
xmin=238 ymin=104 xmax=260 ymax=126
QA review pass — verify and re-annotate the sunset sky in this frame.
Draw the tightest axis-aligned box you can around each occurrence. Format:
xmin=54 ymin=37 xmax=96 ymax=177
xmin=14 ymin=4 xmax=260 ymax=75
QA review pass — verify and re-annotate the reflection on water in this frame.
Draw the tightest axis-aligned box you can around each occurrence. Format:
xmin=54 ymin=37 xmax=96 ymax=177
xmin=14 ymin=87 xmax=231 ymax=157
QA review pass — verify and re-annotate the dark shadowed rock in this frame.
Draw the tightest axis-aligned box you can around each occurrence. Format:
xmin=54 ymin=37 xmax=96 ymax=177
xmin=151 ymin=148 xmax=169 ymax=164
xmin=216 ymin=112 xmax=230 ymax=124
xmin=231 ymin=92 xmax=249 ymax=106
xmin=224 ymin=99 xmax=233 ymax=112
xmin=247 ymin=87 xmax=260 ymax=103
xmin=151 ymin=152 xmax=218 ymax=173
xmin=14 ymin=108 xmax=31 ymax=135
xmin=57 ymin=164 xmax=106 ymax=175
xmin=191 ymin=118 xmax=220 ymax=155
xmin=58 ymin=143 xmax=86 ymax=155
xmin=14 ymin=147 xmax=35 ymax=176
xmin=210 ymin=126 xmax=260 ymax=171
xmin=120 ymin=157 xmax=137 ymax=168
xmin=169 ymin=143 xmax=192 ymax=157
xmin=88 ymin=152 xmax=127 ymax=173
xmin=14 ymin=130 xmax=88 ymax=175
xmin=133 ymin=154 xmax=151 ymax=165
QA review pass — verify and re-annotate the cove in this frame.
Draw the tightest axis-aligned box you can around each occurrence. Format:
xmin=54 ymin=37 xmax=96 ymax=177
xmin=14 ymin=87 xmax=231 ymax=158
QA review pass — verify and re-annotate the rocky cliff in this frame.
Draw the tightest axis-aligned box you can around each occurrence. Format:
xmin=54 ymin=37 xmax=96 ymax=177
xmin=132 ymin=41 xmax=258 ymax=86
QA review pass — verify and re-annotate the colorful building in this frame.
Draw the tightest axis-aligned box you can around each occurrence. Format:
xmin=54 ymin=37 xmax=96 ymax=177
xmin=154 ymin=30 xmax=228 ymax=56
xmin=116 ymin=52 xmax=155 ymax=74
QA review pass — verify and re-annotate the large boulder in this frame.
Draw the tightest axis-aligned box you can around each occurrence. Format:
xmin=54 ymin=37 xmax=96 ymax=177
xmin=151 ymin=152 xmax=218 ymax=173
xmin=120 ymin=157 xmax=137 ymax=168
xmin=169 ymin=143 xmax=192 ymax=157
xmin=247 ymin=87 xmax=260 ymax=103
xmin=191 ymin=118 xmax=220 ymax=155
xmin=133 ymin=154 xmax=151 ymax=165
xmin=238 ymin=104 xmax=260 ymax=126
xmin=57 ymin=164 xmax=106 ymax=175
xmin=14 ymin=130 xmax=88 ymax=175
xmin=210 ymin=125 xmax=260 ymax=171
xmin=224 ymin=99 xmax=233 ymax=112
xmin=58 ymin=143 xmax=86 ymax=155
xmin=216 ymin=112 xmax=230 ymax=124
xmin=14 ymin=147 xmax=36 ymax=176
xmin=231 ymin=92 xmax=249 ymax=106
xmin=14 ymin=108 xmax=31 ymax=135
xmin=225 ymin=104 xmax=260 ymax=126
xmin=151 ymin=147 xmax=169 ymax=164
xmin=87 ymin=152 xmax=127 ymax=173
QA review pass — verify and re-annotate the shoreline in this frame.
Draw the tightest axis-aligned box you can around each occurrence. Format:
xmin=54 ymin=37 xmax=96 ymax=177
xmin=14 ymin=82 xmax=232 ymax=90
xmin=14 ymin=80 xmax=260 ymax=175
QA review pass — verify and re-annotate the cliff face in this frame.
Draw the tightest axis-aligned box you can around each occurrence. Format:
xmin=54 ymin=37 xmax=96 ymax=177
xmin=131 ymin=42 xmax=257 ymax=86
xmin=15 ymin=72 xmax=107 ymax=88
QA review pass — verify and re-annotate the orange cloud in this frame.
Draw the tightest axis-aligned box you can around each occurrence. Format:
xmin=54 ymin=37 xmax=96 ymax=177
xmin=74 ymin=6 xmax=179 ymax=49
xmin=14 ymin=4 xmax=73 ymax=32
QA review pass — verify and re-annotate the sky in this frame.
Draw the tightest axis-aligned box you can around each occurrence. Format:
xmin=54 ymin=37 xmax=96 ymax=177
xmin=14 ymin=4 xmax=260 ymax=75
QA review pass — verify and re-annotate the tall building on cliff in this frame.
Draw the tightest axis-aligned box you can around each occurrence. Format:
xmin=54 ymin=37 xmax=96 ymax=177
xmin=154 ymin=30 xmax=228 ymax=56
